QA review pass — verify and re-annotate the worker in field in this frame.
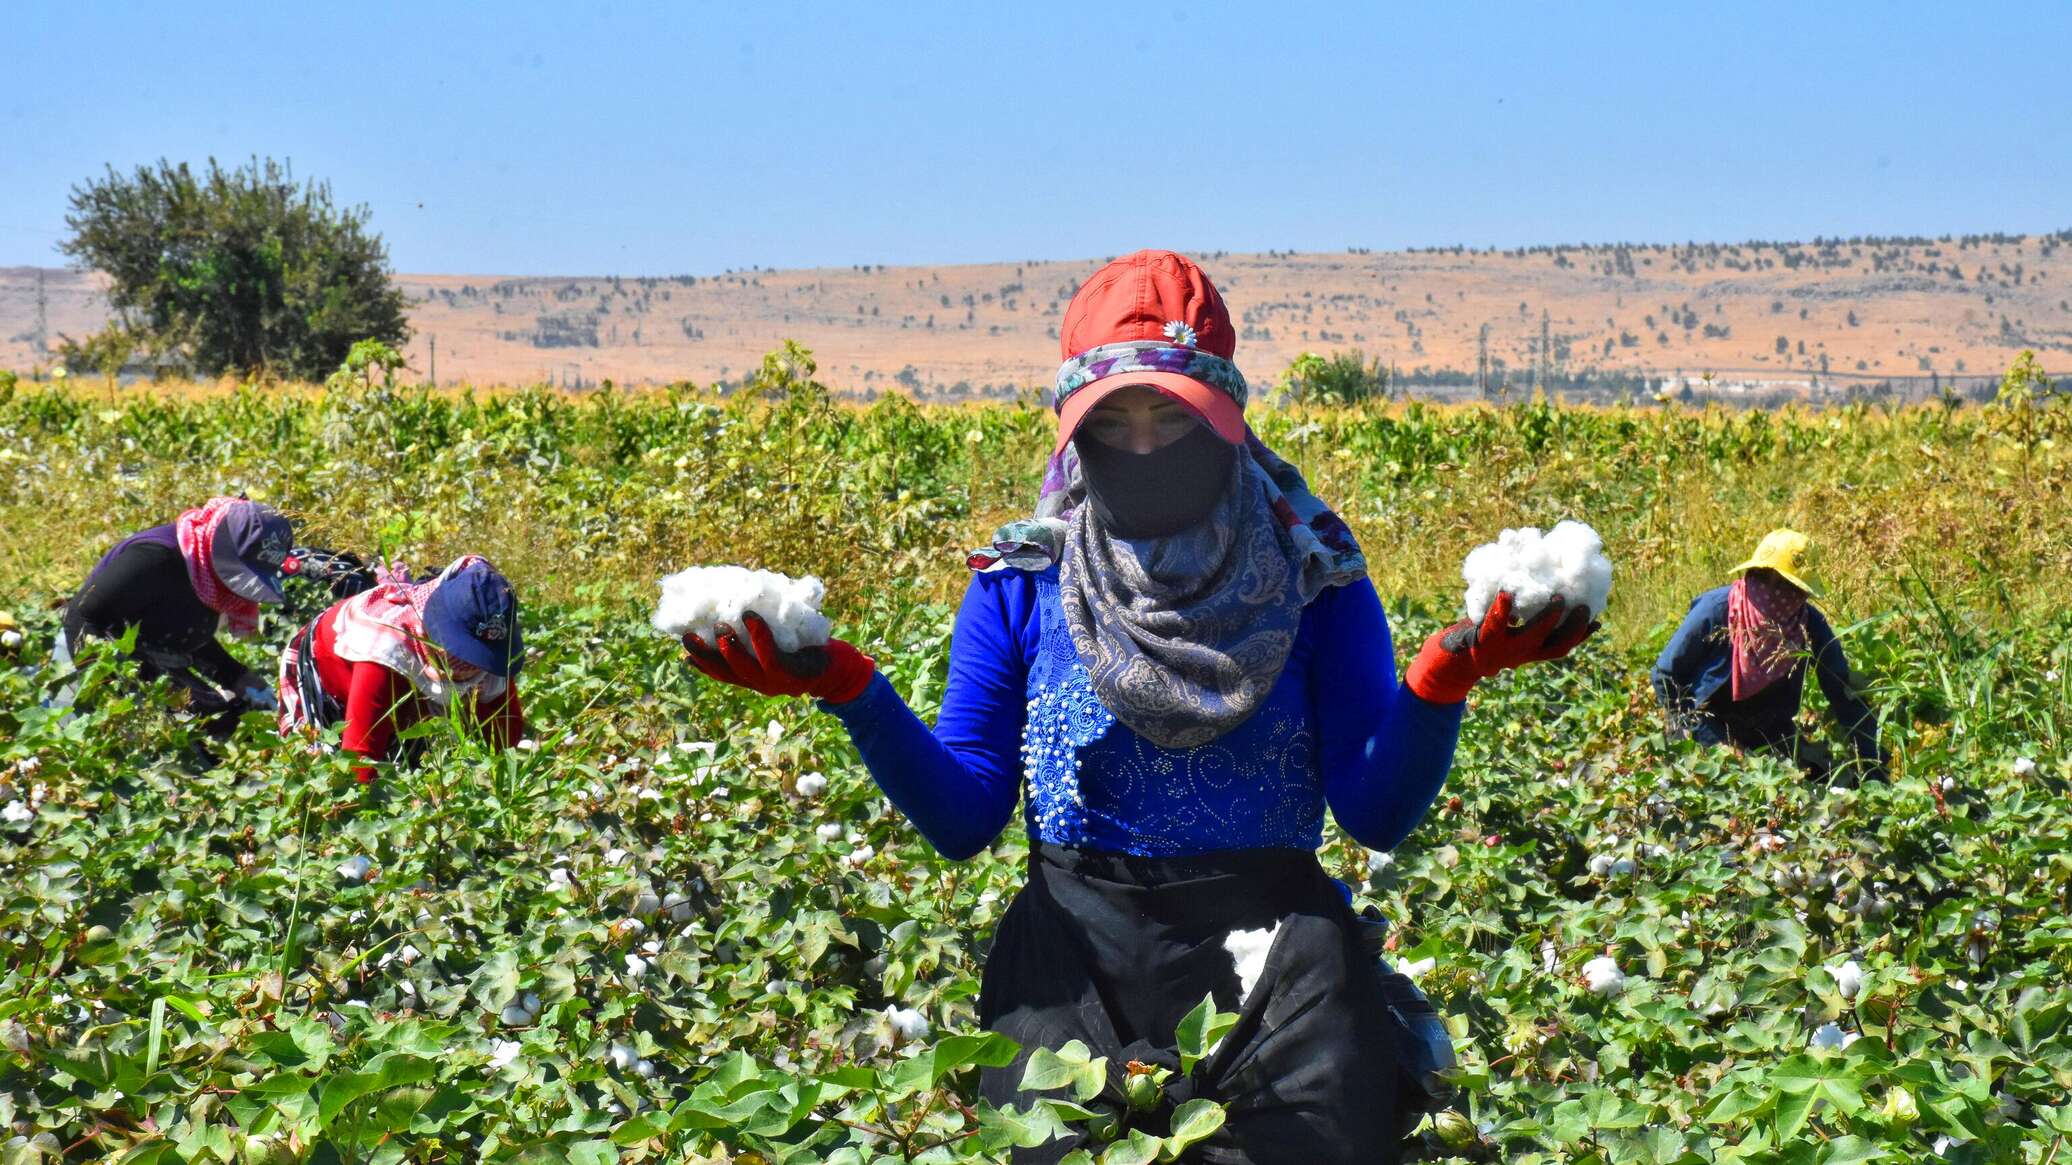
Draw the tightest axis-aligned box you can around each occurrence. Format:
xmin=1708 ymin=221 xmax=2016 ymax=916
xmin=679 ymin=250 xmax=1596 ymax=1164
xmin=277 ymin=555 xmax=526 ymax=784
xmin=1652 ymin=529 xmax=1886 ymax=781
xmin=60 ymin=496 xmax=296 ymax=732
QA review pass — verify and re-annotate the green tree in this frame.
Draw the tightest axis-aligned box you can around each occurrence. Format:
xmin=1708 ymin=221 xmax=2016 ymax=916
xmin=60 ymin=157 xmax=409 ymax=379
xmin=1278 ymin=348 xmax=1390 ymax=405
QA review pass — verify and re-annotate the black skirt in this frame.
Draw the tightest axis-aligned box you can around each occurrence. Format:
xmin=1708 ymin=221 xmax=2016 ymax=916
xmin=978 ymin=843 xmax=1402 ymax=1164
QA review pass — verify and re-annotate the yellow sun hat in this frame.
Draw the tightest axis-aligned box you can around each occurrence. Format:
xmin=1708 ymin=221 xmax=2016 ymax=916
xmin=1731 ymin=528 xmax=1823 ymax=596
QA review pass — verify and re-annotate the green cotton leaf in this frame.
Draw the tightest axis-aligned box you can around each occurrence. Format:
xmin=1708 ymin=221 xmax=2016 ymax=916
xmin=1701 ymin=1075 xmax=1773 ymax=1125
xmin=1817 ymin=1136 xmax=1886 ymax=1165
xmin=1174 ymin=995 xmax=1239 ymax=1077
xmin=609 ymin=1114 xmax=667 ymax=1147
xmin=564 ymin=1140 xmax=618 ymax=1165
xmin=1547 ymin=1099 xmax=1592 ymax=1143
xmin=1022 ymin=1041 xmax=1107 ymax=1104
xmin=1098 ymin=1129 xmax=1162 ymax=1165
xmin=315 ymin=1054 xmax=436 ymax=1129
xmin=1773 ymin=1088 xmax=1817 ymax=1139
xmin=975 ymin=1102 xmax=1074 ymax=1152
xmin=1162 ymin=1099 xmax=1227 ymax=1157
xmin=927 ymin=1031 xmax=1020 ymax=1084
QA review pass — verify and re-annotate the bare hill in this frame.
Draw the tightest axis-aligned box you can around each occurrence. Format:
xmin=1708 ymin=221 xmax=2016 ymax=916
xmin=6 ymin=232 xmax=2070 ymax=398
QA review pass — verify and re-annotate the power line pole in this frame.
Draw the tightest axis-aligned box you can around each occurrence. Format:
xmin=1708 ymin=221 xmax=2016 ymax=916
xmin=33 ymin=269 xmax=48 ymax=356
xmin=1477 ymin=323 xmax=1490 ymax=400
xmin=1539 ymin=308 xmax=1551 ymax=393
xmin=429 ymin=335 xmax=437 ymax=386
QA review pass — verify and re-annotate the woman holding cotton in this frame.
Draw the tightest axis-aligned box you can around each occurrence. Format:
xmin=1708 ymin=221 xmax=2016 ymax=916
xmin=277 ymin=556 xmax=526 ymax=784
xmin=1652 ymin=529 xmax=1885 ymax=781
xmin=62 ymin=496 xmax=295 ymax=724
xmin=680 ymin=251 xmax=1594 ymax=1162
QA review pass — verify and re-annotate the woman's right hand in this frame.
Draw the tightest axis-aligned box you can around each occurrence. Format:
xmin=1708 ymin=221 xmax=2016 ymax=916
xmin=682 ymin=612 xmax=876 ymax=704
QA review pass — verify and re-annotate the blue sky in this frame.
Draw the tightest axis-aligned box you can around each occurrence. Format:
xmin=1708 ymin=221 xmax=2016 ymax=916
xmin=6 ymin=1 xmax=2067 ymax=275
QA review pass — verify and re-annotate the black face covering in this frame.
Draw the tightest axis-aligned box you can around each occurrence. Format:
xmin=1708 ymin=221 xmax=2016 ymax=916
xmin=1073 ymin=423 xmax=1239 ymax=538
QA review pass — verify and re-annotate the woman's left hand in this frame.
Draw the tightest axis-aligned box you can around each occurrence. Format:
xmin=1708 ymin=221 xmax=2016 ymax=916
xmin=1405 ymin=592 xmax=1598 ymax=704
xmin=682 ymin=612 xmax=877 ymax=704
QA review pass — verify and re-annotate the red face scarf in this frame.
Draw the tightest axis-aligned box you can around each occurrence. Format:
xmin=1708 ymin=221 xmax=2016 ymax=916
xmin=1726 ymin=571 xmax=1810 ymax=701
xmin=173 ymin=497 xmax=262 ymax=639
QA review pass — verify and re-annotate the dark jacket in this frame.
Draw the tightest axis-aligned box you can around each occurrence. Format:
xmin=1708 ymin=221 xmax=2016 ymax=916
xmin=63 ymin=527 xmax=247 ymax=690
xmin=1651 ymin=585 xmax=1880 ymax=765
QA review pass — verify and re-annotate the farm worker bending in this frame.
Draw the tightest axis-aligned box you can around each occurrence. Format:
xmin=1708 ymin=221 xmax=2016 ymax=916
xmin=62 ymin=496 xmax=295 ymax=725
xmin=1652 ymin=529 xmax=1885 ymax=781
xmin=277 ymin=556 xmax=525 ymax=783
xmin=681 ymin=251 xmax=1596 ymax=1164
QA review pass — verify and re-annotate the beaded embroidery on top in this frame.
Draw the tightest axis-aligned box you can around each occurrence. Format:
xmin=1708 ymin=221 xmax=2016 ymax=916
xmin=1019 ymin=571 xmax=1325 ymax=856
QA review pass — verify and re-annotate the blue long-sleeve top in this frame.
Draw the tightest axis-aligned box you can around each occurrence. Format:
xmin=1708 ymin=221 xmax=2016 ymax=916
xmin=1650 ymin=585 xmax=1881 ymax=763
xmin=821 ymin=566 xmax=1465 ymax=860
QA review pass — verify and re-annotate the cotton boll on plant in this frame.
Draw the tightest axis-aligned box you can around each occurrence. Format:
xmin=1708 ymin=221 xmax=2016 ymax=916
xmin=651 ymin=566 xmax=832 ymax=654
xmin=1581 ymin=955 xmax=1626 ymax=996
xmin=1461 ymin=520 xmax=1613 ymax=626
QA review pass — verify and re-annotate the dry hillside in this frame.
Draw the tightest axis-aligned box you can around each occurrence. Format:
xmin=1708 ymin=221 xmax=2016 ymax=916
xmin=5 ymin=232 xmax=2069 ymax=398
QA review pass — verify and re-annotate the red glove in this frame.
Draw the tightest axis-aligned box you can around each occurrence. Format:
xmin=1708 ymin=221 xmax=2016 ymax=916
xmin=1405 ymin=592 xmax=1599 ymax=705
xmin=682 ymin=612 xmax=876 ymax=705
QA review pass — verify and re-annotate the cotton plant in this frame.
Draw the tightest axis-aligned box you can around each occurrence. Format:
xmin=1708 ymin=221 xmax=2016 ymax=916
xmin=651 ymin=565 xmax=832 ymax=653
xmin=1461 ymin=520 xmax=1613 ymax=625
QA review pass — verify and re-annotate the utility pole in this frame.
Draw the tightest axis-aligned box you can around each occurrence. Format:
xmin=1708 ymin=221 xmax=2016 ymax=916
xmin=33 ymin=269 xmax=49 ymax=356
xmin=1539 ymin=309 xmax=1552 ymax=393
xmin=429 ymin=335 xmax=437 ymax=386
xmin=1477 ymin=323 xmax=1490 ymax=400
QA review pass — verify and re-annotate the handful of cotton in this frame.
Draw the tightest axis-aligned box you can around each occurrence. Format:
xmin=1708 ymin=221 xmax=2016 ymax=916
xmin=1461 ymin=520 xmax=1612 ymax=626
xmin=652 ymin=566 xmax=832 ymax=653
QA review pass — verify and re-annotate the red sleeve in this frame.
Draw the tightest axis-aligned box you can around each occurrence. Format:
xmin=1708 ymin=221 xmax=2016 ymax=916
xmin=341 ymin=662 xmax=414 ymax=783
xmin=474 ymin=684 xmax=524 ymax=750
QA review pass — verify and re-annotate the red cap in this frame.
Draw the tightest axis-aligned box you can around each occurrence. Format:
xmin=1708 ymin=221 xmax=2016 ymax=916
xmin=1053 ymin=250 xmax=1247 ymax=455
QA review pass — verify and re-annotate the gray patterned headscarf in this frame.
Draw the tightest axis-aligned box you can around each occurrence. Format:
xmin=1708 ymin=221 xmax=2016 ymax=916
xmin=969 ymin=434 xmax=1367 ymax=749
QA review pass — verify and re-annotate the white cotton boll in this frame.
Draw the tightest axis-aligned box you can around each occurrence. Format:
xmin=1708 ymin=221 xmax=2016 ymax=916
xmin=816 ymin=823 xmax=845 ymax=842
xmin=1461 ymin=520 xmax=1613 ymax=625
xmin=651 ymin=565 xmax=832 ymax=653
xmin=662 ymin=891 xmax=693 ymax=922
xmin=1831 ymin=960 xmax=1864 ymax=1000
xmin=1366 ymin=850 xmax=1394 ymax=874
xmin=1610 ymin=858 xmax=1638 ymax=877
xmin=547 ymin=867 xmax=573 ymax=890
xmin=1587 ymin=853 xmax=1614 ymax=878
xmin=499 ymin=1004 xmax=534 ymax=1027
xmin=0 ymin=630 xmax=22 ymax=648
xmin=885 ymin=1006 xmax=930 ymax=1042
xmin=522 ymin=992 xmax=541 ymax=1012
xmin=604 ymin=847 xmax=630 ymax=867
xmin=1398 ymin=956 xmax=1436 ymax=982
xmin=516 ymin=738 xmax=538 ymax=752
xmin=1582 ymin=955 xmax=1626 ymax=995
xmin=336 ymin=855 xmax=372 ymax=882
xmin=1222 ymin=924 xmax=1279 ymax=1002
xmin=845 ymin=844 xmax=875 ymax=867
xmin=1809 ymin=1022 xmax=1856 ymax=1051
xmin=1540 ymin=941 xmax=1558 ymax=973
xmin=624 ymin=954 xmax=649 ymax=980
xmin=1 ymin=800 xmax=31 ymax=825
xmin=488 ymin=1039 xmax=523 ymax=1068
xmin=634 ymin=1058 xmax=657 ymax=1078
xmin=606 ymin=1041 xmax=637 ymax=1071
xmin=2012 ymin=757 xmax=2037 ymax=777
xmin=795 ymin=772 xmax=828 ymax=798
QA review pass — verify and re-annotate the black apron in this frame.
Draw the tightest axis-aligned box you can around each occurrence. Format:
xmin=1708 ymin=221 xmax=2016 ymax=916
xmin=979 ymin=844 xmax=1402 ymax=1164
